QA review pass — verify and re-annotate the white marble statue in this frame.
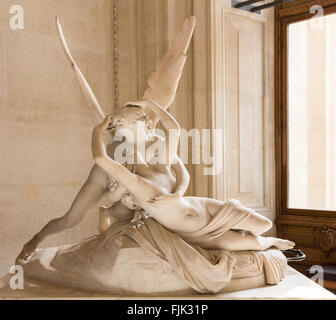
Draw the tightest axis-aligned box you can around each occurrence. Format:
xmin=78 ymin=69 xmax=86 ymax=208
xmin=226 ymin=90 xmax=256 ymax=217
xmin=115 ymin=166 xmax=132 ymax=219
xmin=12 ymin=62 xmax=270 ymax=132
xmin=16 ymin=16 xmax=294 ymax=295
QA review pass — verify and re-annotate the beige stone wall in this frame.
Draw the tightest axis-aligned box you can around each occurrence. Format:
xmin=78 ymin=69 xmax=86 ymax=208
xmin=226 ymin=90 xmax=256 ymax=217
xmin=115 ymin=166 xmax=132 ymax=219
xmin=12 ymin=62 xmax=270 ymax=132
xmin=0 ymin=0 xmax=113 ymax=276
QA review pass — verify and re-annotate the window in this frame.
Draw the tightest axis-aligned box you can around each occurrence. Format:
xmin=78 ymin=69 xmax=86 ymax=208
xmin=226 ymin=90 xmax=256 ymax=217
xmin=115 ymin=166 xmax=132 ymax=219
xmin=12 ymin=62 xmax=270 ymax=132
xmin=288 ymin=13 xmax=336 ymax=211
xmin=276 ymin=1 xmax=336 ymax=217
xmin=275 ymin=0 xmax=336 ymax=273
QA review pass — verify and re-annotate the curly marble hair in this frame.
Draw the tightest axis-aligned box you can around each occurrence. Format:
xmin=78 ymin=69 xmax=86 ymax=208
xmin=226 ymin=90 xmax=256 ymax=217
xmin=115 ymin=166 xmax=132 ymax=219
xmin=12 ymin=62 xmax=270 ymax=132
xmin=109 ymin=105 xmax=154 ymax=131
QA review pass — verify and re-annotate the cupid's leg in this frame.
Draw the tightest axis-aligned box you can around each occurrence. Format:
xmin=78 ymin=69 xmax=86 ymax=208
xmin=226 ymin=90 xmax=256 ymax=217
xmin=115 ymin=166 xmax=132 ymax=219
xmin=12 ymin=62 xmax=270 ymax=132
xmin=17 ymin=165 xmax=107 ymax=261
xmin=37 ymin=165 xmax=107 ymax=237
xmin=210 ymin=230 xmax=295 ymax=251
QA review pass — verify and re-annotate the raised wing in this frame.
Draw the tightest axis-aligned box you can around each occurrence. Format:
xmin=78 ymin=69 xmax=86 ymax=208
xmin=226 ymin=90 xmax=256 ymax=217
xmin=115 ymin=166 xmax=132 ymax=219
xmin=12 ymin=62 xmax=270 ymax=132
xmin=143 ymin=16 xmax=196 ymax=110
xmin=56 ymin=16 xmax=105 ymax=121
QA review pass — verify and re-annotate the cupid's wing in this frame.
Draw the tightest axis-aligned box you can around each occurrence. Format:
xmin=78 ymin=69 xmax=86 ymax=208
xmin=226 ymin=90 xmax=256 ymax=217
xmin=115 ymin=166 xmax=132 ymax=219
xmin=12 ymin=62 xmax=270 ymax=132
xmin=56 ymin=16 xmax=105 ymax=121
xmin=143 ymin=16 xmax=196 ymax=110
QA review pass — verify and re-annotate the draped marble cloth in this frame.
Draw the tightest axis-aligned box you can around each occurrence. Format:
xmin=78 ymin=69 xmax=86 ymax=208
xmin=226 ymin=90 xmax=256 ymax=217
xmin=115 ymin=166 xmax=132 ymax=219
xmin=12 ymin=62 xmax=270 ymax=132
xmin=19 ymin=200 xmax=287 ymax=294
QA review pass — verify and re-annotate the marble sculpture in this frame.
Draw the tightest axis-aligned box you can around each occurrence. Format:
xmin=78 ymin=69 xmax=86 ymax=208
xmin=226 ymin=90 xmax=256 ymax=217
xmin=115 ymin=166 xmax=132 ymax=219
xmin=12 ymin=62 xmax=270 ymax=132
xmin=16 ymin=16 xmax=294 ymax=295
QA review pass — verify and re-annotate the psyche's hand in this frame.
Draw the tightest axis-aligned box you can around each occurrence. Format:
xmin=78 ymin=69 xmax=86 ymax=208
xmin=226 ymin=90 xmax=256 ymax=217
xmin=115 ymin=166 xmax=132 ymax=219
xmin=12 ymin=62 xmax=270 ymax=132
xmin=94 ymin=115 xmax=115 ymax=135
xmin=92 ymin=115 xmax=115 ymax=152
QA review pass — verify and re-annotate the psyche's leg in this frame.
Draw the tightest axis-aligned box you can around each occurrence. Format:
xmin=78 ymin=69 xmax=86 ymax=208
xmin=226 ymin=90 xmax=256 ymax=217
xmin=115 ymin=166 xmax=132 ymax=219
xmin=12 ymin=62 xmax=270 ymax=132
xmin=202 ymin=230 xmax=295 ymax=251
xmin=232 ymin=211 xmax=273 ymax=236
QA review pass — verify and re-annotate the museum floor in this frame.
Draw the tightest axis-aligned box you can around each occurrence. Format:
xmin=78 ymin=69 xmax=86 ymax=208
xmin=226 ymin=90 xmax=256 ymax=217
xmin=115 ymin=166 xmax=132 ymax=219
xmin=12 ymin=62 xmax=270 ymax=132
xmin=0 ymin=267 xmax=334 ymax=300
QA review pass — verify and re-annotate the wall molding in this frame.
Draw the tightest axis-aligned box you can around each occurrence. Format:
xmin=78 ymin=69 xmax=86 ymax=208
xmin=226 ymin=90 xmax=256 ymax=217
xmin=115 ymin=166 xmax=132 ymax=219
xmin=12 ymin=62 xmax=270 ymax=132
xmin=192 ymin=0 xmax=213 ymax=197
xmin=112 ymin=0 xmax=120 ymax=110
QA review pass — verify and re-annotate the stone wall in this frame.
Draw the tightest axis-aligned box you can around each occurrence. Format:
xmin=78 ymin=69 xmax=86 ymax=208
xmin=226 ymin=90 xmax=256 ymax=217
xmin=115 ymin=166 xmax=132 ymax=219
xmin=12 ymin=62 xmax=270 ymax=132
xmin=0 ymin=0 xmax=113 ymax=276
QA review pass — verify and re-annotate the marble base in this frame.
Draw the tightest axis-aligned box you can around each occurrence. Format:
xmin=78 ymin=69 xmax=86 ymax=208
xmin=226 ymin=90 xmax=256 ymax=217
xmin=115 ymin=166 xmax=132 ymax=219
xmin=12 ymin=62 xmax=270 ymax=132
xmin=0 ymin=267 xmax=335 ymax=300
xmin=16 ymin=245 xmax=269 ymax=296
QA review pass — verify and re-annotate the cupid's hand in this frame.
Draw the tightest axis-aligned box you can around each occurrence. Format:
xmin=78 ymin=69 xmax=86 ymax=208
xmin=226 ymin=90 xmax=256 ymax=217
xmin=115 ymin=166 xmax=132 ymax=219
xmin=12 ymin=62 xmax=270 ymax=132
xmin=16 ymin=238 xmax=40 ymax=263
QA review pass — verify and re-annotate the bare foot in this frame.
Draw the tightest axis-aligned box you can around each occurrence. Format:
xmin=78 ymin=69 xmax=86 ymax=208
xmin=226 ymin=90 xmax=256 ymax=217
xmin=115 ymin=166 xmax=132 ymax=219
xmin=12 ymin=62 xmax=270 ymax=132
xmin=273 ymin=238 xmax=295 ymax=250
xmin=16 ymin=238 xmax=39 ymax=263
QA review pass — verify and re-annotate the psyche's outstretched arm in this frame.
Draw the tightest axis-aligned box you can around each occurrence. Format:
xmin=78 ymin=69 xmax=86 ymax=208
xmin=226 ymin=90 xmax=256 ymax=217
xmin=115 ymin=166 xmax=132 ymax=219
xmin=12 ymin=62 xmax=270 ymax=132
xmin=92 ymin=117 xmax=154 ymax=202
xmin=56 ymin=16 xmax=105 ymax=122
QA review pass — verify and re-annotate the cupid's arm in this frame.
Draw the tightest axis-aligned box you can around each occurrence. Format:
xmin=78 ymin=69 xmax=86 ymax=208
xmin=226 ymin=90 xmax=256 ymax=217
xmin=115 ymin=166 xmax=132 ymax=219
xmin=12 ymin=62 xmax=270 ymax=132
xmin=151 ymin=156 xmax=189 ymax=202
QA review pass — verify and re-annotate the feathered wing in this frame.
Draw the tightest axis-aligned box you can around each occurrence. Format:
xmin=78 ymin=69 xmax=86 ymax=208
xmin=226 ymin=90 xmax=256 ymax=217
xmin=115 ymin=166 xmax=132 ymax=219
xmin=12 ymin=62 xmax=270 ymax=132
xmin=56 ymin=16 xmax=105 ymax=121
xmin=143 ymin=16 xmax=196 ymax=110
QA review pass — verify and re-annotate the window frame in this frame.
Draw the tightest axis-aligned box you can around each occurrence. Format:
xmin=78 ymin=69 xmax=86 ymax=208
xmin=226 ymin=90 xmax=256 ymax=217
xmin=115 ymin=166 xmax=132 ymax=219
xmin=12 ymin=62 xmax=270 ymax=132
xmin=275 ymin=1 xmax=336 ymax=219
